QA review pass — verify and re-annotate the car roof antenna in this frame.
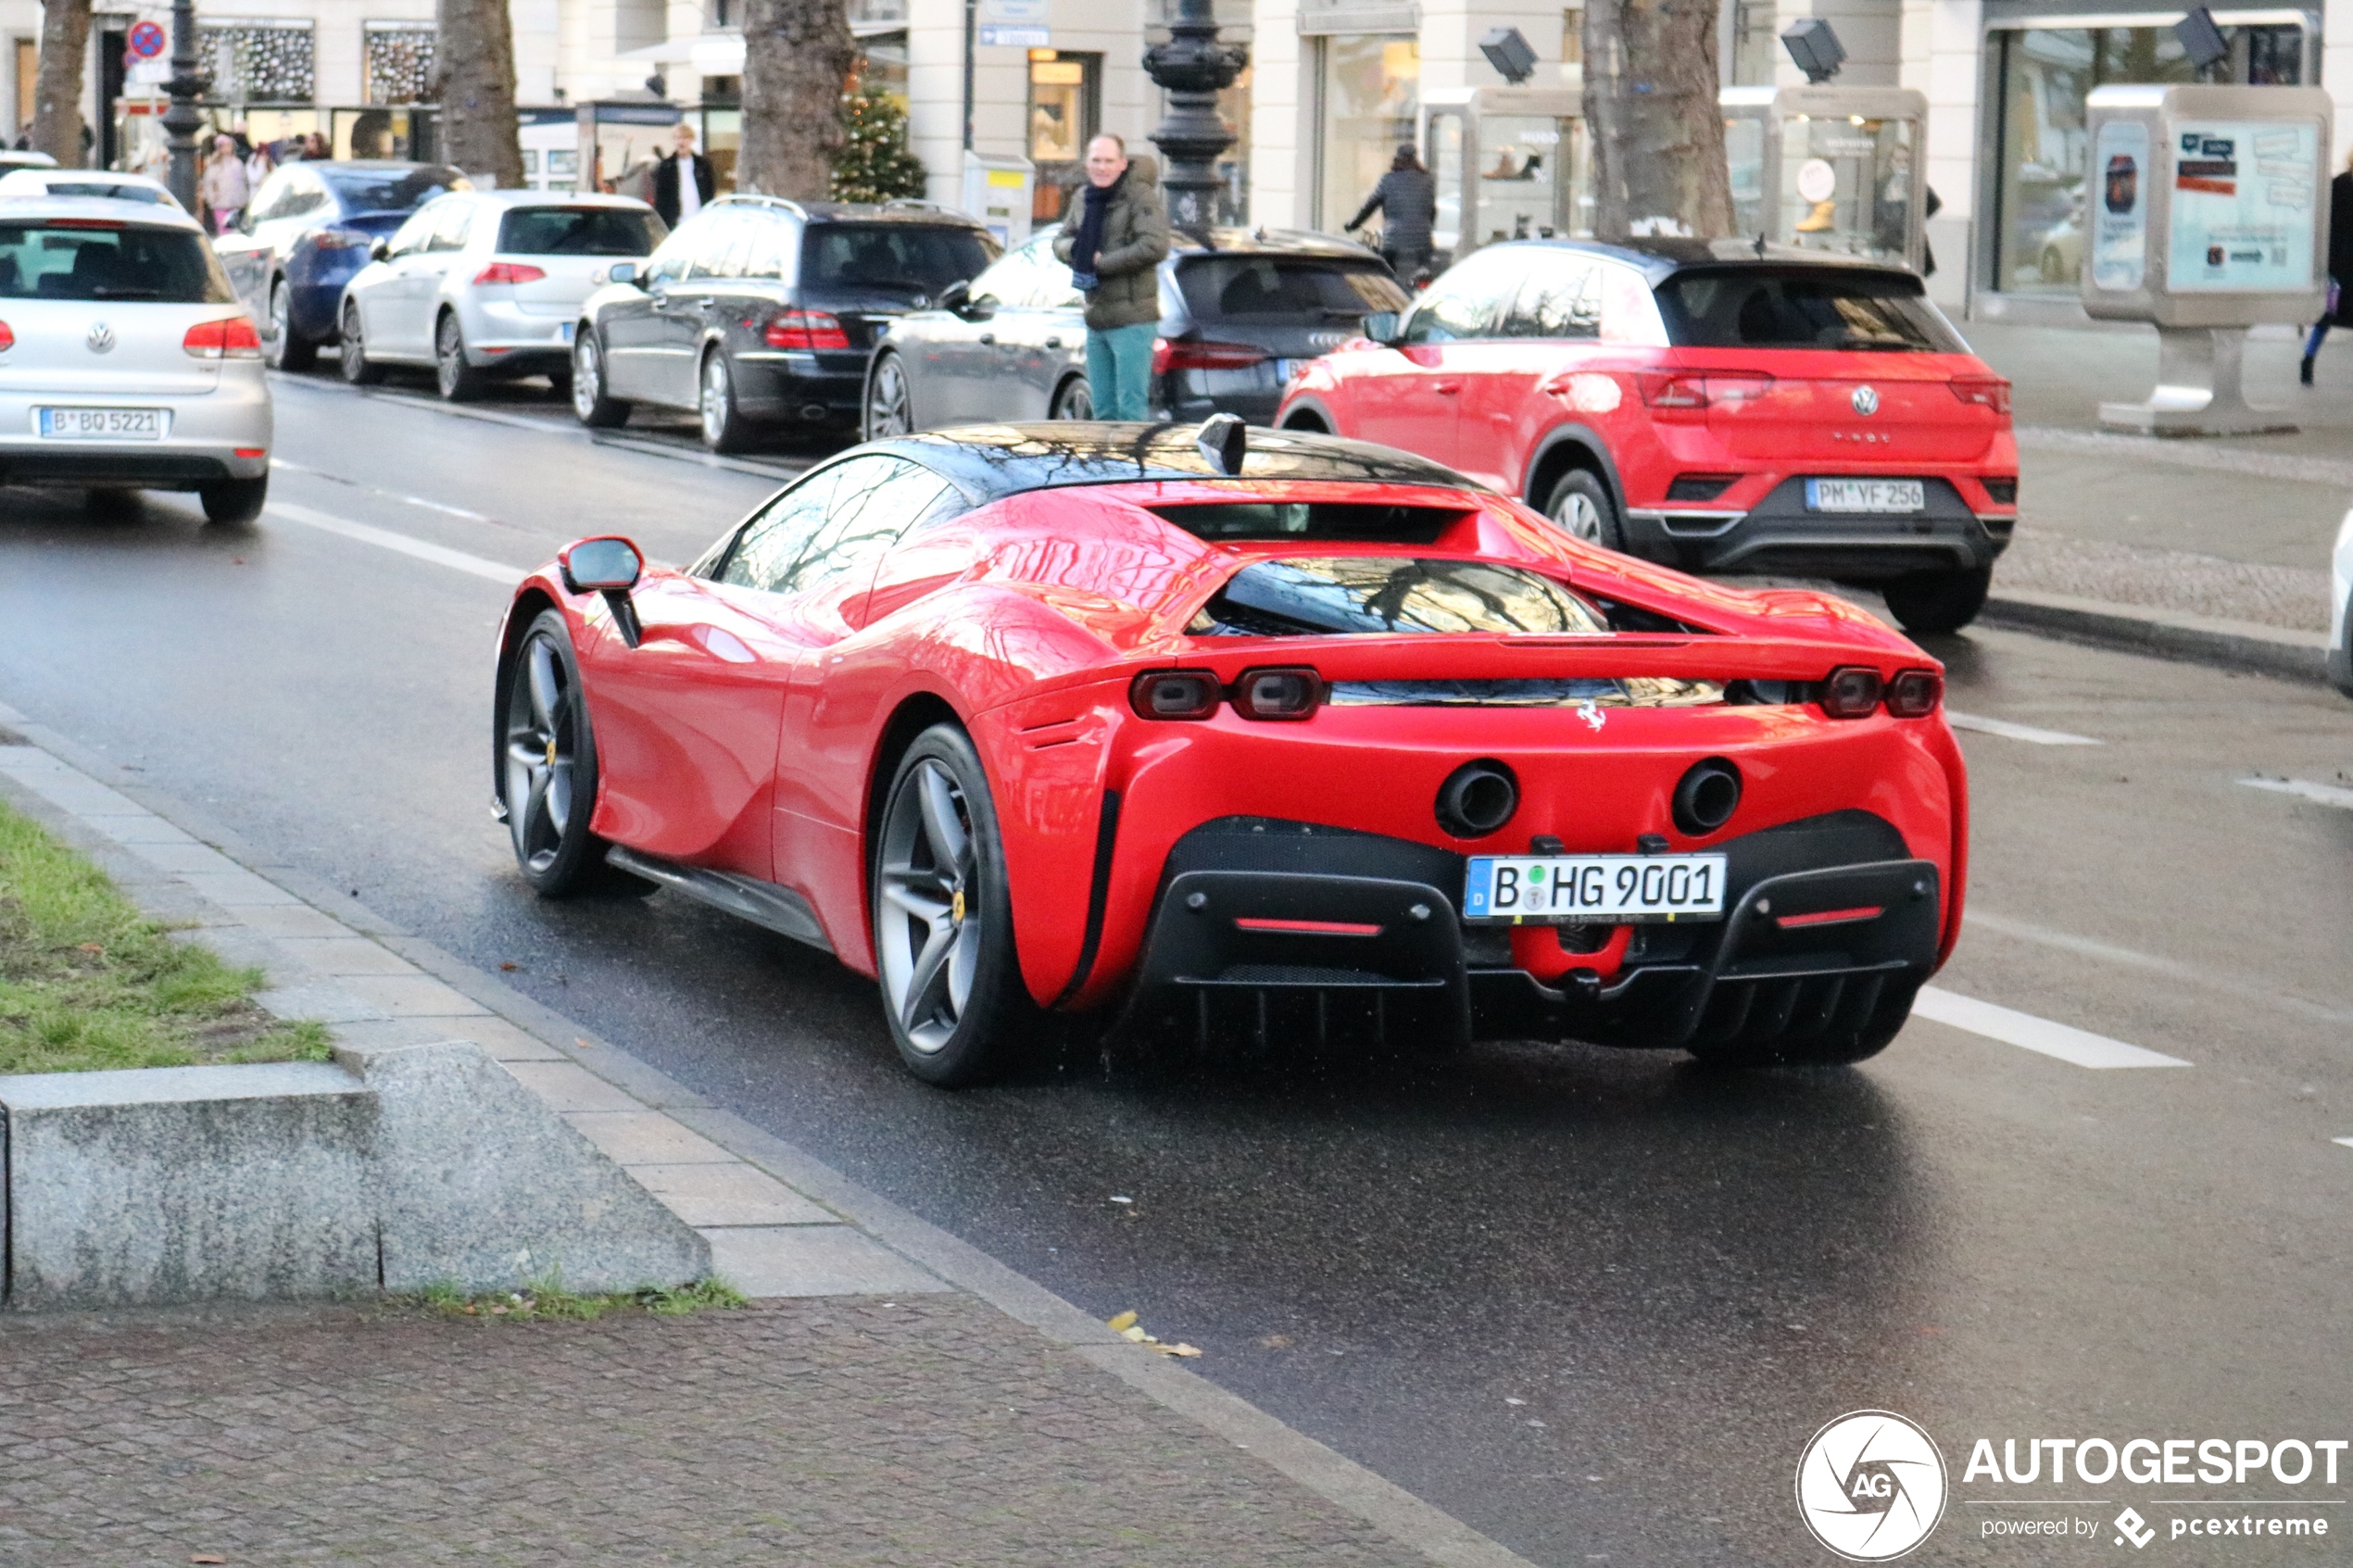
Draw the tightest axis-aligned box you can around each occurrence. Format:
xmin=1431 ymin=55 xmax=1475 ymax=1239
xmin=1197 ymin=412 xmax=1247 ymax=475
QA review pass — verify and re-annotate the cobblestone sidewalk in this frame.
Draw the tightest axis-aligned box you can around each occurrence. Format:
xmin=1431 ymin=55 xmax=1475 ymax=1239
xmin=0 ymin=1295 xmax=1432 ymax=1568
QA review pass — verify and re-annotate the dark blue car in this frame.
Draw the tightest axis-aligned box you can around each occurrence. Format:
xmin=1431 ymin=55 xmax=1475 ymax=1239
xmin=214 ymin=160 xmax=465 ymax=370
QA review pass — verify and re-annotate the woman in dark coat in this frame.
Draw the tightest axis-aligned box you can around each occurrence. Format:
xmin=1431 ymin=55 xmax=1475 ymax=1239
xmin=1345 ymin=144 xmax=1437 ymax=284
xmin=2301 ymin=153 xmax=2353 ymax=385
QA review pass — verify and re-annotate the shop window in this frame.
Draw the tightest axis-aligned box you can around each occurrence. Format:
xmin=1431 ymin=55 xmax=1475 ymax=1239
xmin=1728 ymin=0 xmax=1778 ymax=87
xmin=1027 ymin=51 xmax=1100 ymax=223
xmin=200 ymin=24 xmax=315 ymax=103
xmin=364 ymin=24 xmax=436 ymax=107
xmin=859 ymin=31 xmax=910 ymax=112
xmin=1315 ymin=35 xmax=1418 ymax=232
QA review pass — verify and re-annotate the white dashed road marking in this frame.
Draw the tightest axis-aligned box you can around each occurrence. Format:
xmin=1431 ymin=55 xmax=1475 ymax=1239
xmin=265 ymin=501 xmax=522 ymax=585
xmin=1946 ymin=711 xmax=2103 ymax=746
xmin=1914 ymin=986 xmax=2191 ymax=1069
xmin=2334 ymin=1137 xmax=2353 ymax=1150
xmin=2238 ymin=776 xmax=2353 ymax=810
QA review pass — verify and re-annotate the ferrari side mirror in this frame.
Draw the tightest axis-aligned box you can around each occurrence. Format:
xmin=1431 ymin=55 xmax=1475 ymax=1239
xmin=560 ymin=536 xmax=645 ymax=647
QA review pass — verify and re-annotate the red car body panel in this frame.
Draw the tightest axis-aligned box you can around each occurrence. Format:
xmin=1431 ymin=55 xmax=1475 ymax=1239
xmin=503 ymin=457 xmax=1969 ymax=1047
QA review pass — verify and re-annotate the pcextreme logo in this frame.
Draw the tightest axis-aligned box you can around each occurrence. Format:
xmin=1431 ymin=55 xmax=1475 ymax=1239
xmin=1796 ymin=1411 xmax=1950 ymax=1561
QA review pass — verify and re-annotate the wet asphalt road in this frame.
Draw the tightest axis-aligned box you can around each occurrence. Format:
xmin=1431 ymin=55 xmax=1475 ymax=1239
xmin=4 ymin=369 xmax=2351 ymax=1567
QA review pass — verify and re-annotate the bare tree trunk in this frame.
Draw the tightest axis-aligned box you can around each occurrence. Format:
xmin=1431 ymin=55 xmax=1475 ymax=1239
xmin=1582 ymin=0 xmax=1733 ymax=242
xmin=32 ymin=0 xmax=93 ymax=167
xmin=434 ymin=0 xmax=523 ymax=188
xmin=737 ymin=0 xmax=856 ymax=200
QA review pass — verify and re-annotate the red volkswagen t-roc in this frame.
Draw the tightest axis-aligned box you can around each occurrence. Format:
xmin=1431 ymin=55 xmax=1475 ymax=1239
xmin=1276 ymin=238 xmax=2017 ymax=634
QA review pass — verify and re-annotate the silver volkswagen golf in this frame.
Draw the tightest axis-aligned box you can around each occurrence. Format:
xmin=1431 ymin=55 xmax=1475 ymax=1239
xmin=0 ymin=196 xmax=271 ymax=522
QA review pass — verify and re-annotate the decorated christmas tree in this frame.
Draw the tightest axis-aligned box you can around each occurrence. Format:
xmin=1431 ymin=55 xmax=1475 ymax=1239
xmin=831 ymin=73 xmax=926 ymax=204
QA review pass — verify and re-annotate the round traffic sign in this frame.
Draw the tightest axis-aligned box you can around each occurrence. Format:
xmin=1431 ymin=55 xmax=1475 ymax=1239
xmin=127 ymin=20 xmax=167 ymax=58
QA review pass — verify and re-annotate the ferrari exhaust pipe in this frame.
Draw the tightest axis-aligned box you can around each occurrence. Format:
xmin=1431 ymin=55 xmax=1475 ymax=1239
xmin=1436 ymin=759 xmax=1518 ymax=839
xmin=1672 ymin=758 xmax=1743 ymax=836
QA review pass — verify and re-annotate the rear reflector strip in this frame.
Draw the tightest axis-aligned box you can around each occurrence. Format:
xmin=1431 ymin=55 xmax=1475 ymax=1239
xmin=1775 ymin=906 xmax=1883 ymax=930
xmin=1232 ymin=917 xmax=1384 ymax=937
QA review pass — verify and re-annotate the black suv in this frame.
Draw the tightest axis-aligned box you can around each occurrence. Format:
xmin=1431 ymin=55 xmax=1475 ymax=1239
xmin=569 ymin=195 xmax=999 ymax=451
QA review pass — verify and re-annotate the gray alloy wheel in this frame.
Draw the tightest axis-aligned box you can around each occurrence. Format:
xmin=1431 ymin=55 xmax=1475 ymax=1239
xmin=501 ymin=611 xmax=606 ymax=895
xmin=267 ymin=278 xmax=315 ymax=371
xmin=699 ymin=349 xmax=750 ymax=453
xmin=1049 ymin=375 xmax=1093 ymax=420
xmin=864 ymin=352 xmax=913 ymax=439
xmin=337 ymin=300 xmax=384 ymax=384
xmin=1546 ymin=469 xmax=1624 ymax=552
xmin=871 ymin=725 xmax=1033 ymax=1085
xmin=435 ymin=312 xmax=485 ymax=401
xmin=571 ymin=330 xmax=629 ymax=427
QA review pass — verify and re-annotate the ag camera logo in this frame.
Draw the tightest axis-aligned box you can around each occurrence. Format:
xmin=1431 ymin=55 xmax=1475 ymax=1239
xmin=1796 ymin=1411 xmax=1948 ymax=1561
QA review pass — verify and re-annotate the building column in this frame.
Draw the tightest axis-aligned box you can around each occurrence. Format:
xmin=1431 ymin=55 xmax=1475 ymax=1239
xmin=1902 ymin=0 xmax=1978 ymax=310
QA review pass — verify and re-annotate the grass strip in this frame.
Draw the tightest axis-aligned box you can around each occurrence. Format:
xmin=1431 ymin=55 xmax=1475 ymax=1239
xmin=412 ymin=1278 xmax=749 ymax=1322
xmin=0 ymin=797 xmax=330 ymax=1075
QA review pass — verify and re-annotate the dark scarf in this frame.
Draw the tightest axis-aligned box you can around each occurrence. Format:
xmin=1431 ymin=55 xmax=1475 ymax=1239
xmin=1067 ymin=169 xmax=1125 ymax=281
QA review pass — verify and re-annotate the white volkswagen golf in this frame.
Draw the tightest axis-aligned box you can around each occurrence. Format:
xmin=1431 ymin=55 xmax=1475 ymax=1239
xmin=0 ymin=196 xmax=271 ymax=522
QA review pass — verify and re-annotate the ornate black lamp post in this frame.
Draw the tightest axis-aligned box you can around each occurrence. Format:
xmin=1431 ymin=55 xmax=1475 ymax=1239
xmin=163 ymin=0 xmax=206 ymax=211
xmin=1144 ymin=0 xmax=1247 ymax=235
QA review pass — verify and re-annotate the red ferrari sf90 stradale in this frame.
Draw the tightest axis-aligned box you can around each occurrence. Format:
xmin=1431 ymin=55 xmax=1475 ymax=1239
xmin=493 ymin=421 xmax=1966 ymax=1085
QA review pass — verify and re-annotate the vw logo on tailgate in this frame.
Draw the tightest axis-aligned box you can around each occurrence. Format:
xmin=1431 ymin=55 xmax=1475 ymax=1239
xmin=1850 ymin=383 xmax=1880 ymax=416
xmin=86 ymin=321 xmax=116 ymax=355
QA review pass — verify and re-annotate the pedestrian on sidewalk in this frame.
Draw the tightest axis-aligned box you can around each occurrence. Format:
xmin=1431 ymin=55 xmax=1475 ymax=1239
xmin=651 ymin=122 xmax=714 ymax=229
xmin=1053 ymin=134 xmax=1170 ymax=422
xmin=2300 ymin=150 xmax=2353 ymax=385
xmin=199 ymin=133 xmax=250 ymax=235
xmin=1344 ymin=144 xmax=1436 ymax=285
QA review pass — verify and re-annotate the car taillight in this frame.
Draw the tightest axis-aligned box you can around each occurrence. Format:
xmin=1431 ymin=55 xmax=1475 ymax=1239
xmin=1949 ymin=375 xmax=2011 ymax=415
xmin=1230 ymin=666 xmax=1322 ymax=721
xmin=1154 ymin=337 xmax=1272 ymax=374
xmin=182 ymin=316 xmax=263 ymax=359
xmin=473 ymin=261 xmax=547 ymax=285
xmin=1885 ymin=668 xmax=1943 ymax=717
xmin=0 ymin=320 xmax=13 ymax=352
xmin=312 ymin=228 xmax=372 ymax=250
xmin=1130 ymin=670 xmax=1222 ymax=721
xmin=1635 ymin=371 xmax=1773 ymax=409
xmin=1819 ymin=666 xmax=1884 ymax=719
xmin=764 ymin=309 xmax=850 ymax=350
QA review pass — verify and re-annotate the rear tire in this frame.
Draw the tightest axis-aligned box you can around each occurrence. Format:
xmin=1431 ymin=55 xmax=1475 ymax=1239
xmin=435 ymin=311 xmax=487 ymax=402
xmin=871 ymin=724 xmax=1037 ymax=1086
xmin=1545 ymin=469 xmax=1624 ymax=552
xmin=698 ymin=349 xmax=753 ymax=454
xmin=1881 ymin=564 xmax=1993 ymax=636
xmin=199 ymin=475 xmax=267 ymax=525
xmin=338 ymin=300 xmax=384 ymax=385
xmin=267 ymin=279 xmax=315 ymax=371
xmin=571 ymin=331 xmax=629 ymax=428
xmin=1049 ymin=375 xmax=1092 ymax=420
xmin=1279 ymin=410 xmax=1328 ymax=433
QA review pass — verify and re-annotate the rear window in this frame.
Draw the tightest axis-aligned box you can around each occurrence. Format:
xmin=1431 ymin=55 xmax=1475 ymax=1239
xmin=0 ymin=222 xmax=233 ymax=302
xmin=497 ymin=206 xmax=665 ymax=256
xmin=321 ymin=165 xmax=467 ymax=214
xmin=800 ymin=223 xmax=999 ymax=294
xmin=36 ymin=181 xmax=172 ymax=206
xmin=1189 ymin=558 xmax=1608 ymax=638
xmin=1654 ymin=268 xmax=1966 ymax=352
xmin=1149 ymin=501 xmax=1467 ymax=543
xmin=1176 ymin=257 xmax=1409 ymax=320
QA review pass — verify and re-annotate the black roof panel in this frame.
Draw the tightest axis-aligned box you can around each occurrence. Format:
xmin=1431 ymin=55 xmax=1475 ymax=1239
xmin=869 ymin=422 xmax=1483 ymax=503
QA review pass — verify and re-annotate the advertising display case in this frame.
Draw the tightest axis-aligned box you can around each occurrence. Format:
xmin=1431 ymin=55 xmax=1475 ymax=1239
xmin=1423 ymin=86 xmax=1589 ymax=263
xmin=1721 ymin=84 xmax=1930 ymax=273
xmin=2082 ymin=83 xmax=2331 ymax=433
xmin=962 ymin=153 xmax=1036 ymax=247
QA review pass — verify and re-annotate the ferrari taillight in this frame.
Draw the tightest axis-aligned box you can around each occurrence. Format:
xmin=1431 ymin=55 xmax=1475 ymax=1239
xmin=1230 ymin=666 xmax=1322 ymax=721
xmin=765 ymin=310 xmax=850 ymax=350
xmin=183 ymin=316 xmax=263 ymax=359
xmin=1949 ymin=375 xmax=2011 ymax=415
xmin=1819 ymin=666 xmax=1884 ymax=719
xmin=1885 ymin=668 xmax=1943 ymax=717
xmin=1130 ymin=671 xmax=1221 ymax=720
xmin=474 ymin=261 xmax=547 ymax=286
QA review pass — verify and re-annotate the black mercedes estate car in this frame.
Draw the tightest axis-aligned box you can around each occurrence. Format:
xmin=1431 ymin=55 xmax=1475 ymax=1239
xmin=568 ymin=194 xmax=1000 ymax=451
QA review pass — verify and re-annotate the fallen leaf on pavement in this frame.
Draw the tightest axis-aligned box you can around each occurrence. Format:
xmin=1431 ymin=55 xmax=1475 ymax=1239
xmin=499 ymin=962 xmax=519 ymax=971
xmin=1119 ymin=1325 xmax=1149 ymax=1342
xmin=1105 ymin=1310 xmax=1138 ymax=1332
xmin=1259 ymin=1335 xmax=1292 ymax=1349
xmin=1151 ymin=1342 xmax=1203 ymax=1358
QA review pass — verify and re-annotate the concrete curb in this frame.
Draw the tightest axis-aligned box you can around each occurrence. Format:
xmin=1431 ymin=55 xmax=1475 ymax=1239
xmin=1980 ymin=588 xmax=2333 ymax=685
xmin=0 ymin=700 xmax=1541 ymax=1568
